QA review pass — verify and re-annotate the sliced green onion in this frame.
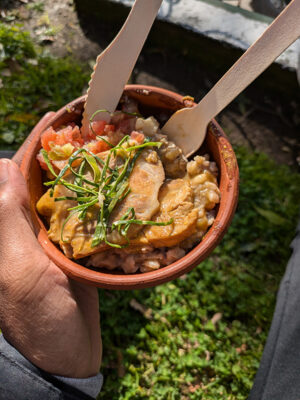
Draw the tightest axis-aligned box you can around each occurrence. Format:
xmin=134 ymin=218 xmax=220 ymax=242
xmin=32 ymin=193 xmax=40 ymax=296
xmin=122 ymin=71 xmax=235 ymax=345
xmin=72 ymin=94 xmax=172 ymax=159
xmin=107 ymin=156 xmax=130 ymax=196
xmin=96 ymin=135 xmax=114 ymax=148
xmin=55 ymin=196 xmax=93 ymax=202
xmin=41 ymin=149 xmax=58 ymax=178
xmin=67 ymin=197 xmax=98 ymax=211
xmin=74 ymin=159 xmax=86 ymax=188
xmin=90 ymin=109 xmax=111 ymax=121
xmin=112 ymin=218 xmax=174 ymax=229
xmin=41 ymin=123 xmax=168 ymax=249
xmin=125 ymin=141 xmax=162 ymax=152
xmin=107 ymin=181 xmax=129 ymax=214
xmin=84 ymin=153 xmax=101 ymax=183
xmin=116 ymin=134 xmax=130 ymax=148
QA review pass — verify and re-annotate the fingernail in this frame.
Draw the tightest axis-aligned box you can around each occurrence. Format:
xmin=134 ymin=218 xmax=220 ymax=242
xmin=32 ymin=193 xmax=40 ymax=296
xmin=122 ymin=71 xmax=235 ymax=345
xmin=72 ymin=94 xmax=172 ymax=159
xmin=0 ymin=159 xmax=10 ymax=182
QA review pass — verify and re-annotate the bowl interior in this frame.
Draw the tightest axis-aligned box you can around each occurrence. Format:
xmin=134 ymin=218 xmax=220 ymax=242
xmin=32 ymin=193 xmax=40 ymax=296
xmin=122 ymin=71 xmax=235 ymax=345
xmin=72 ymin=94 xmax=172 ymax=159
xmin=21 ymin=85 xmax=239 ymax=289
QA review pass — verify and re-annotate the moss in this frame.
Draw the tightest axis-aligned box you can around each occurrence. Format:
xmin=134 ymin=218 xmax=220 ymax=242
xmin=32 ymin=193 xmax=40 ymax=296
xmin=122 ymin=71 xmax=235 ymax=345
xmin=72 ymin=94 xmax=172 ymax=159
xmin=98 ymin=148 xmax=300 ymax=399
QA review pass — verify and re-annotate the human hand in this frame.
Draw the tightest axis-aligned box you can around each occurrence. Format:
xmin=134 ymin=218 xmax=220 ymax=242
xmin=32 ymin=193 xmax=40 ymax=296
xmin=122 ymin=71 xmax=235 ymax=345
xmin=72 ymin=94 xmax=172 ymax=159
xmin=0 ymin=157 xmax=102 ymax=378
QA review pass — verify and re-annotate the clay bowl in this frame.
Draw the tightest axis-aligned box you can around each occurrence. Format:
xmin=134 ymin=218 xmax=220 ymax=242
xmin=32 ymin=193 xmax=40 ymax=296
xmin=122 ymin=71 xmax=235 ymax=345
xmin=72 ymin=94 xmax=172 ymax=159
xmin=20 ymin=85 xmax=239 ymax=290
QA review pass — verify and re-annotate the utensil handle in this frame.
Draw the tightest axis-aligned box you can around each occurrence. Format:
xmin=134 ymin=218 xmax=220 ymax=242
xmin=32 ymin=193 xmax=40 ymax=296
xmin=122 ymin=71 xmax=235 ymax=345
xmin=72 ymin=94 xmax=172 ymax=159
xmin=82 ymin=0 xmax=162 ymax=130
xmin=195 ymin=0 xmax=300 ymax=122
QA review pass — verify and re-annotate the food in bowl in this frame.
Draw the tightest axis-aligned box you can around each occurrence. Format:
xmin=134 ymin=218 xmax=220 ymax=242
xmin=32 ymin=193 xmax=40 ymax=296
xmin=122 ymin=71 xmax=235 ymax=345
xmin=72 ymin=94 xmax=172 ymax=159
xmin=36 ymin=96 xmax=220 ymax=274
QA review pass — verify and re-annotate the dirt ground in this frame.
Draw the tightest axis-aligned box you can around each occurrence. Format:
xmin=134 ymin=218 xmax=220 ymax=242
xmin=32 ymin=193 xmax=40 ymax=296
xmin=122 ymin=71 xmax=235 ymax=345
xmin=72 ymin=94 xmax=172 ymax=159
xmin=1 ymin=0 xmax=299 ymax=169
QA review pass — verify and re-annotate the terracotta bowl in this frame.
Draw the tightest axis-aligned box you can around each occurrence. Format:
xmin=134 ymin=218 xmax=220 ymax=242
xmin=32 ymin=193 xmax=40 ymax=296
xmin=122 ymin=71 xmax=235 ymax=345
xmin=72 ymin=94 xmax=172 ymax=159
xmin=20 ymin=85 xmax=239 ymax=290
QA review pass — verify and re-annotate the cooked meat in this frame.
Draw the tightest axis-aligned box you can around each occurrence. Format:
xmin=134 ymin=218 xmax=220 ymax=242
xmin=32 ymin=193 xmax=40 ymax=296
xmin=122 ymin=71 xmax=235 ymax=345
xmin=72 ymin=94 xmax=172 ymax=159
xmin=69 ymin=149 xmax=165 ymax=258
xmin=37 ymin=149 xmax=165 ymax=259
xmin=144 ymin=179 xmax=198 ymax=247
xmin=109 ymin=149 xmax=165 ymax=241
xmin=36 ymin=110 xmax=221 ymax=274
xmin=36 ymin=188 xmax=55 ymax=218
xmin=37 ymin=181 xmax=77 ymax=244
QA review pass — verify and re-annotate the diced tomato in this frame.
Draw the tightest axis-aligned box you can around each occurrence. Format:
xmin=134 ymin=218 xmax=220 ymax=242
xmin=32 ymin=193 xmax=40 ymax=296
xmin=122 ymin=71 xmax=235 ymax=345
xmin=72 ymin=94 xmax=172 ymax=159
xmin=60 ymin=125 xmax=84 ymax=148
xmin=71 ymin=126 xmax=84 ymax=147
xmin=41 ymin=125 xmax=84 ymax=152
xmin=81 ymin=120 xmax=107 ymax=142
xmin=130 ymin=131 xmax=144 ymax=144
xmin=107 ymin=130 xmax=124 ymax=146
xmin=37 ymin=150 xmax=83 ymax=173
xmin=56 ymin=125 xmax=84 ymax=148
xmin=55 ymin=126 xmax=72 ymax=146
xmin=87 ymin=139 xmax=111 ymax=154
xmin=104 ymin=124 xmax=115 ymax=134
xmin=41 ymin=127 xmax=58 ymax=152
xmin=91 ymin=120 xmax=106 ymax=135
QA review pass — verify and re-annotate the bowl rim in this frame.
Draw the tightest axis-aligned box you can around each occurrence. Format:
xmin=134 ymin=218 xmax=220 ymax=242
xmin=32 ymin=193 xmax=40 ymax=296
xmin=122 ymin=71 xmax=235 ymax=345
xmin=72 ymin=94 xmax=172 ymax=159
xmin=21 ymin=84 xmax=239 ymax=290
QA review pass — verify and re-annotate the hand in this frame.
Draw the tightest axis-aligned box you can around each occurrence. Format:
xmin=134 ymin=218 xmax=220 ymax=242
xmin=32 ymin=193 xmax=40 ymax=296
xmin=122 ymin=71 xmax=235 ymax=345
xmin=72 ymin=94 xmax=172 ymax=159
xmin=0 ymin=158 xmax=102 ymax=378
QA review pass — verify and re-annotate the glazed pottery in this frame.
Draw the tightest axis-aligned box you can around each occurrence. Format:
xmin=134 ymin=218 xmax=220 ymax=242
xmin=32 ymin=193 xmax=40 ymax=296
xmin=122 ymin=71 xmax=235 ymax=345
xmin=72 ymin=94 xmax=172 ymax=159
xmin=20 ymin=85 xmax=239 ymax=290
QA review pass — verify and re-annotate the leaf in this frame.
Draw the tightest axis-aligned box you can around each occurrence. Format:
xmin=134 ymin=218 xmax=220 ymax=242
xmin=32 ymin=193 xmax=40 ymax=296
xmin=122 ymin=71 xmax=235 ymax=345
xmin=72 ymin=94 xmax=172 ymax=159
xmin=254 ymin=206 xmax=288 ymax=226
xmin=84 ymin=153 xmax=101 ymax=183
xmin=232 ymin=364 xmax=242 ymax=376
xmin=204 ymin=321 xmax=215 ymax=332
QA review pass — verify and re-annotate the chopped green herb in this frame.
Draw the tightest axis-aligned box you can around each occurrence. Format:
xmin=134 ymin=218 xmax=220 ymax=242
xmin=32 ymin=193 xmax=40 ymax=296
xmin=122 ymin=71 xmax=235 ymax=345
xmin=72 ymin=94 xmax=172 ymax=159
xmin=43 ymin=132 xmax=171 ymax=248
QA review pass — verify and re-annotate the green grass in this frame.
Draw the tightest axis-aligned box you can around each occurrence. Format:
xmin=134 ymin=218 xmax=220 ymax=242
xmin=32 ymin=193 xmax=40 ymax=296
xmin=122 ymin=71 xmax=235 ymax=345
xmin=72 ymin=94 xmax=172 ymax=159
xmin=98 ymin=149 xmax=300 ymax=399
xmin=0 ymin=23 xmax=89 ymax=149
xmin=1 ymin=22 xmax=300 ymax=400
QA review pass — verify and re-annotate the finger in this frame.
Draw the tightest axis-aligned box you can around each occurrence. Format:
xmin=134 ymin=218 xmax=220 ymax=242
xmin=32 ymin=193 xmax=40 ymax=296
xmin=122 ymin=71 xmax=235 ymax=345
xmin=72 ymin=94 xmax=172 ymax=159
xmin=13 ymin=111 xmax=55 ymax=167
xmin=0 ymin=159 xmax=29 ymax=210
xmin=71 ymin=280 xmax=102 ymax=368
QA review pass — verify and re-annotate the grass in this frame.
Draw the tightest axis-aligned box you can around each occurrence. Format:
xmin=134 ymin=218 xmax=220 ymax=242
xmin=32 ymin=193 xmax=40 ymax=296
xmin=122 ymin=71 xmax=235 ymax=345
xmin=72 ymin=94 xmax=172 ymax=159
xmin=1 ymin=22 xmax=300 ymax=400
xmin=0 ymin=23 xmax=89 ymax=149
xmin=98 ymin=149 xmax=300 ymax=399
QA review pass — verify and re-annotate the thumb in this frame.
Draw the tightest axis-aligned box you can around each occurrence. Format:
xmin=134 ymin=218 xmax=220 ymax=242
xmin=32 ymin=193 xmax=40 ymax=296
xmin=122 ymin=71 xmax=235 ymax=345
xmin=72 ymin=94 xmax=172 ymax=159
xmin=0 ymin=159 xmax=47 ymax=283
xmin=0 ymin=158 xmax=29 ymax=210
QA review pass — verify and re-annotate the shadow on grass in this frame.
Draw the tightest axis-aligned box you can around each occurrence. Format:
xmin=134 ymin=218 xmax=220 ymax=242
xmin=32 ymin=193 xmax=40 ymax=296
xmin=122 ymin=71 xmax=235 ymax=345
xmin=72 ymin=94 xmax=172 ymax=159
xmin=0 ymin=0 xmax=20 ymax=10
